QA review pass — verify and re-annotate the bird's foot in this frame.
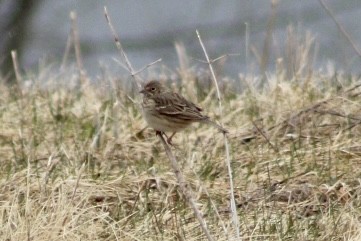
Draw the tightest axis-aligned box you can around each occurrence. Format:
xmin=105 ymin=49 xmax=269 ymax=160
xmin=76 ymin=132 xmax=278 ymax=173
xmin=155 ymin=131 xmax=174 ymax=146
xmin=166 ymin=137 xmax=174 ymax=146
xmin=165 ymin=132 xmax=176 ymax=146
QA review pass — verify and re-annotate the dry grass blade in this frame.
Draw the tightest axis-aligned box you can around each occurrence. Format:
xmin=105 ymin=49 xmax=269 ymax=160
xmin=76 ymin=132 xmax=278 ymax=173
xmin=70 ymin=11 xmax=87 ymax=83
xmin=11 ymin=50 xmax=22 ymax=83
xmin=60 ymin=31 xmax=73 ymax=71
xmin=260 ymin=0 xmax=279 ymax=74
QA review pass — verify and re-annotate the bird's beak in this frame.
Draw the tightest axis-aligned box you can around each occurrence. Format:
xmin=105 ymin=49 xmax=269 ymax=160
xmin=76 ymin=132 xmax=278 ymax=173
xmin=139 ymin=89 xmax=145 ymax=94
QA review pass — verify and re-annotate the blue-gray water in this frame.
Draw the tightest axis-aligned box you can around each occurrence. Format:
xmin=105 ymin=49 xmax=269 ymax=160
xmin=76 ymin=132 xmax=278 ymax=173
xmin=23 ymin=0 xmax=361 ymax=78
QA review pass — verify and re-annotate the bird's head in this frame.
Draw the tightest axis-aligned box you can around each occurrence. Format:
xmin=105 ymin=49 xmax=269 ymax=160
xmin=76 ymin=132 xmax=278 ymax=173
xmin=140 ymin=80 xmax=167 ymax=97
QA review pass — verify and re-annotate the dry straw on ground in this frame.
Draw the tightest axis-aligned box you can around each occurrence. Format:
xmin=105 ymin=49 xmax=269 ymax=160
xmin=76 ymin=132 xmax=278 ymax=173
xmin=0 ymin=62 xmax=361 ymax=240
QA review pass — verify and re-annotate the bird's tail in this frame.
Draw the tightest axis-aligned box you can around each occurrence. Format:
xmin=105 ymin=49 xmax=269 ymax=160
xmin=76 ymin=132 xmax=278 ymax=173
xmin=203 ymin=119 xmax=228 ymax=134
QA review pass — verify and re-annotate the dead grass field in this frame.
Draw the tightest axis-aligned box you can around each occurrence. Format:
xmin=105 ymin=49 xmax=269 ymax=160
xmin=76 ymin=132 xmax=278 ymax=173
xmin=1 ymin=64 xmax=361 ymax=240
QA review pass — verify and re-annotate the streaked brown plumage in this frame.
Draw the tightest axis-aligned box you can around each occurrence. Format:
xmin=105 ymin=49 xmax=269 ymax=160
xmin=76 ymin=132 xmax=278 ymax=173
xmin=140 ymin=80 xmax=227 ymax=144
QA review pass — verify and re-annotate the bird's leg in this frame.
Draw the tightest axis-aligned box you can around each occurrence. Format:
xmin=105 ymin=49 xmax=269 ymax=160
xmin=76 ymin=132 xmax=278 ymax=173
xmin=155 ymin=131 xmax=176 ymax=146
xmin=166 ymin=132 xmax=177 ymax=146
xmin=155 ymin=131 xmax=170 ymax=145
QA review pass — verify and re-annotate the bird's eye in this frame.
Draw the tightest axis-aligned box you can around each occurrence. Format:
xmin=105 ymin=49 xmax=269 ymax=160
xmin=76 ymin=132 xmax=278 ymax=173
xmin=151 ymin=87 xmax=156 ymax=91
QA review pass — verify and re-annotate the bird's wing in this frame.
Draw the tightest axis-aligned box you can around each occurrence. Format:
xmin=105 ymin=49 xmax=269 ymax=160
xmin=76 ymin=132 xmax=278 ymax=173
xmin=152 ymin=92 xmax=208 ymax=121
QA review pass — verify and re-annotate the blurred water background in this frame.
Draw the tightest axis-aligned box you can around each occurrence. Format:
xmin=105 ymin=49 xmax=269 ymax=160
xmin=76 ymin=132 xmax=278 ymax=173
xmin=3 ymin=0 xmax=361 ymax=80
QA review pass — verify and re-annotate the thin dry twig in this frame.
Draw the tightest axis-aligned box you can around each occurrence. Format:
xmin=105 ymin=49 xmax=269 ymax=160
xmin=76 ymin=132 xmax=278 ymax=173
xmin=318 ymin=0 xmax=361 ymax=59
xmin=191 ymin=168 xmax=228 ymax=236
xmin=132 ymin=58 xmax=162 ymax=76
xmin=252 ymin=120 xmax=279 ymax=153
xmin=268 ymin=99 xmax=328 ymax=132
xmin=344 ymin=83 xmax=361 ymax=94
xmin=157 ymin=133 xmax=215 ymax=241
xmin=192 ymin=53 xmax=240 ymax=64
xmin=268 ymin=82 xmax=361 ymax=133
xmin=104 ymin=6 xmax=141 ymax=89
xmin=104 ymin=8 xmax=162 ymax=90
xmin=196 ymin=30 xmax=223 ymax=111
xmin=196 ymin=30 xmax=240 ymax=240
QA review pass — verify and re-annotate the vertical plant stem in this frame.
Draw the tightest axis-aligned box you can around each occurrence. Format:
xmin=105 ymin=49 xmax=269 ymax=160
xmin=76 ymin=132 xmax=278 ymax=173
xmin=70 ymin=11 xmax=87 ymax=83
xmin=197 ymin=30 xmax=241 ymax=240
xmin=11 ymin=50 xmax=22 ymax=83
xmin=158 ymin=134 xmax=214 ymax=241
